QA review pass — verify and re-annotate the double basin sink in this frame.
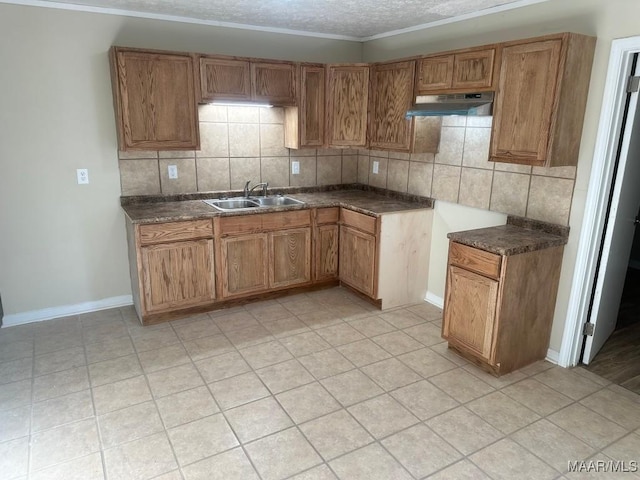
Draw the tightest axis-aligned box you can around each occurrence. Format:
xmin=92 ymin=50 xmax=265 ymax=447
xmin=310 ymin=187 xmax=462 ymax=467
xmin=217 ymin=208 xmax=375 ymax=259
xmin=203 ymin=195 xmax=304 ymax=212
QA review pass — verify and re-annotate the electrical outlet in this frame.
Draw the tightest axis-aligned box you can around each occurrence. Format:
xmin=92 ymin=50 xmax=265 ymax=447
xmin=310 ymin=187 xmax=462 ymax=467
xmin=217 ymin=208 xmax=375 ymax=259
xmin=76 ymin=168 xmax=89 ymax=184
xmin=372 ymin=161 xmax=379 ymax=174
xmin=168 ymin=165 xmax=178 ymax=179
xmin=292 ymin=161 xmax=300 ymax=175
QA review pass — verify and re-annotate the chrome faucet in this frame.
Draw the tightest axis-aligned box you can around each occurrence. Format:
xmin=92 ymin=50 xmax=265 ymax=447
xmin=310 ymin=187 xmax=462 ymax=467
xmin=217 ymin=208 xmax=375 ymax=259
xmin=244 ymin=181 xmax=269 ymax=197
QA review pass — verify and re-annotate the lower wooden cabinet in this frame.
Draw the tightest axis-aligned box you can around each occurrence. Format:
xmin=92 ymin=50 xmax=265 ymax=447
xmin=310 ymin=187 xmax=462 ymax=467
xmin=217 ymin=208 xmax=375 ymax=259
xmin=220 ymin=234 xmax=269 ymax=297
xmin=339 ymin=225 xmax=376 ymax=297
xmin=270 ymin=228 xmax=311 ymax=288
xmin=442 ymin=241 xmax=564 ymax=375
xmin=315 ymin=224 xmax=339 ymax=280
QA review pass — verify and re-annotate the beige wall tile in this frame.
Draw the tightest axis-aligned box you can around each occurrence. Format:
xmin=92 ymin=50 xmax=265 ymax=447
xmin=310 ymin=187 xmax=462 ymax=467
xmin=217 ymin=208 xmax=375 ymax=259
xmin=261 ymin=157 xmax=290 ymax=187
xmin=466 ymin=116 xmax=493 ymax=128
xmin=228 ymin=106 xmax=259 ymax=123
xmin=435 ymin=127 xmax=465 ymax=166
xmin=317 ymin=148 xmax=342 ymax=156
xmin=159 ymin=151 xmax=196 ymax=159
xmin=118 ymin=150 xmax=158 ymax=160
xmin=410 ymin=152 xmax=435 ymax=163
xmin=462 ymin=128 xmax=492 ymax=170
xmin=198 ymin=105 xmax=228 ymax=123
xmin=229 ymin=124 xmax=260 ymax=157
xmin=369 ymin=150 xmax=390 ymax=159
xmin=119 ymin=159 xmax=160 ymax=196
xmin=490 ymin=171 xmax=530 ymax=217
xmin=291 ymin=148 xmax=317 ymax=157
xmin=230 ymin=158 xmax=261 ymax=190
xmin=259 ymin=107 xmax=284 ymax=124
xmin=493 ymin=162 xmax=532 ymax=174
xmin=342 ymin=155 xmax=358 ymax=184
xmin=260 ymin=124 xmax=288 ymax=157
xmin=527 ymin=176 xmax=574 ymax=225
xmin=159 ymin=158 xmax=197 ymax=194
xmin=531 ymin=166 xmax=577 ymax=179
xmin=198 ymin=123 xmax=229 ymax=158
xmin=388 ymin=151 xmax=411 ymax=160
xmin=459 ymin=168 xmax=493 ymax=210
xmin=317 ymin=156 xmax=342 ymax=185
xmin=407 ymin=162 xmax=433 ymax=197
xmin=369 ymin=157 xmax=388 ymax=188
xmin=290 ymin=156 xmax=317 ymax=187
xmin=432 ymin=165 xmax=461 ymax=203
xmin=442 ymin=116 xmax=467 ymax=127
xmin=196 ymin=158 xmax=230 ymax=192
xmin=387 ymin=159 xmax=410 ymax=193
xmin=358 ymin=155 xmax=370 ymax=184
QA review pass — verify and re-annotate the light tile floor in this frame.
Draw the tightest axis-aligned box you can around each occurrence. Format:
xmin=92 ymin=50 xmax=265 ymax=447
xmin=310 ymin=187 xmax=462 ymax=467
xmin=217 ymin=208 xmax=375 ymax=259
xmin=1 ymin=287 xmax=640 ymax=480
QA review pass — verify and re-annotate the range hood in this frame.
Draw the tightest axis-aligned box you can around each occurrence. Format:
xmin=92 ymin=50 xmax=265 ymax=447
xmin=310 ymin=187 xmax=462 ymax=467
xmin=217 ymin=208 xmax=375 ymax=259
xmin=406 ymin=92 xmax=494 ymax=118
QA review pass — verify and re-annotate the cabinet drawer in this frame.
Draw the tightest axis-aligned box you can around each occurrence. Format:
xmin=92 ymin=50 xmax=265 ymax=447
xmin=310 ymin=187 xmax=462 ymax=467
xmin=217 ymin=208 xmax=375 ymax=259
xmin=139 ymin=220 xmax=213 ymax=245
xmin=340 ymin=209 xmax=377 ymax=235
xmin=218 ymin=210 xmax=311 ymax=235
xmin=449 ymin=242 xmax=501 ymax=280
xmin=316 ymin=207 xmax=339 ymax=225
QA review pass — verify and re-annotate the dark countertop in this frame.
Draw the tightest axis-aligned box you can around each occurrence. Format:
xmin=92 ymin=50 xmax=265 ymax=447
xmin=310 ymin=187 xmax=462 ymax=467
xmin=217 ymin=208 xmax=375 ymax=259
xmin=121 ymin=186 xmax=434 ymax=224
xmin=447 ymin=216 xmax=569 ymax=256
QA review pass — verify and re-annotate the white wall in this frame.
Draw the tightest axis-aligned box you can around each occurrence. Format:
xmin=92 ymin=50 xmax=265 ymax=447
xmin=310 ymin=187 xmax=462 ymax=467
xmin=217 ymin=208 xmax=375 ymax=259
xmin=365 ymin=0 xmax=640 ymax=351
xmin=0 ymin=4 xmax=361 ymax=319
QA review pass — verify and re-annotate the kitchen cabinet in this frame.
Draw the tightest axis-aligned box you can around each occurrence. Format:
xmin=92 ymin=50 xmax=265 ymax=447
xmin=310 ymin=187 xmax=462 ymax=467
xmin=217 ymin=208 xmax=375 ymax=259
xmin=198 ymin=56 xmax=251 ymax=102
xmin=416 ymin=47 xmax=497 ymax=94
xmin=339 ymin=209 xmax=377 ymax=297
xmin=215 ymin=210 xmax=312 ymax=299
xmin=490 ymin=33 xmax=596 ymax=167
xmin=110 ymin=47 xmax=200 ymax=151
xmin=327 ymin=64 xmax=370 ymax=147
xmin=314 ymin=207 xmax=340 ymax=281
xmin=126 ymin=219 xmax=215 ymax=324
xmin=251 ymin=61 xmax=297 ymax=105
xmin=285 ymin=64 xmax=326 ymax=149
xmin=442 ymin=241 xmax=564 ymax=375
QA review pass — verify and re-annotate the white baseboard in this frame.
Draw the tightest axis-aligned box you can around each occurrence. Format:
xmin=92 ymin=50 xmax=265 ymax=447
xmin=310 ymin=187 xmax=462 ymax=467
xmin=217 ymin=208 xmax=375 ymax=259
xmin=2 ymin=295 xmax=133 ymax=328
xmin=546 ymin=348 xmax=560 ymax=365
xmin=425 ymin=291 xmax=444 ymax=310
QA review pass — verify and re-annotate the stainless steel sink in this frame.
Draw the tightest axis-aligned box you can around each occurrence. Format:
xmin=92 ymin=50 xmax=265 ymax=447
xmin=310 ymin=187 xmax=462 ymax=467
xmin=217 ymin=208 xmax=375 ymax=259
xmin=203 ymin=195 xmax=304 ymax=212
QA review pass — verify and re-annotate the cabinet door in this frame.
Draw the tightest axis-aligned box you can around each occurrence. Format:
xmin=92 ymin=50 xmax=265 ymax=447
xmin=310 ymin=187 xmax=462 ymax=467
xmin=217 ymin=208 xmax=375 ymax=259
xmin=315 ymin=224 xmax=339 ymax=280
xmin=327 ymin=65 xmax=369 ymax=147
xmin=220 ymin=234 xmax=269 ymax=297
xmin=339 ymin=226 xmax=376 ymax=296
xmin=443 ymin=265 xmax=498 ymax=360
xmin=141 ymin=239 xmax=215 ymax=313
xmin=111 ymin=49 xmax=199 ymax=150
xmin=270 ymin=228 xmax=311 ymax=288
xmin=369 ymin=61 xmax=416 ymax=151
xmin=300 ymin=64 xmax=326 ymax=147
xmin=251 ymin=62 xmax=297 ymax=105
xmin=416 ymin=55 xmax=454 ymax=93
xmin=199 ymin=57 xmax=251 ymax=101
xmin=452 ymin=49 xmax=495 ymax=90
xmin=490 ymin=39 xmax=562 ymax=166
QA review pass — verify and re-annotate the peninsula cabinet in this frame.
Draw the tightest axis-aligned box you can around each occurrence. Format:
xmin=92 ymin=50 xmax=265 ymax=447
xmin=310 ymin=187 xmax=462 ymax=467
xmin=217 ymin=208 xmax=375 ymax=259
xmin=442 ymin=241 xmax=564 ymax=375
xmin=327 ymin=64 xmax=370 ymax=147
xmin=490 ymin=33 xmax=596 ymax=167
xmin=126 ymin=219 xmax=215 ymax=324
xmin=110 ymin=47 xmax=200 ymax=151
xmin=415 ymin=47 xmax=497 ymax=94
xmin=285 ymin=64 xmax=326 ymax=149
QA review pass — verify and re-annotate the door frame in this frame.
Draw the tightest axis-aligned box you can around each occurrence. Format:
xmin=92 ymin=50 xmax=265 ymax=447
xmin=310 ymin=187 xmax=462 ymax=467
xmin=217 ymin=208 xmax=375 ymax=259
xmin=559 ymin=36 xmax=640 ymax=367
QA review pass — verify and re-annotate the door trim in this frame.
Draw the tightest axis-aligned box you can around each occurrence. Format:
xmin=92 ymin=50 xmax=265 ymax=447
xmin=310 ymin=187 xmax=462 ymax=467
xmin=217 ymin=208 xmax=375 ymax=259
xmin=559 ymin=36 xmax=640 ymax=367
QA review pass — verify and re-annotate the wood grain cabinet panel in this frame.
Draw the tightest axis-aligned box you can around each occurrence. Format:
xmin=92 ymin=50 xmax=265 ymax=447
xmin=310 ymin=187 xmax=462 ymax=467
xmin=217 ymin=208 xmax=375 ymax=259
xmin=327 ymin=64 xmax=369 ymax=147
xmin=451 ymin=49 xmax=495 ymax=90
xmin=490 ymin=33 xmax=596 ymax=167
xmin=270 ymin=228 xmax=311 ymax=288
xmin=110 ymin=47 xmax=199 ymax=151
xmin=285 ymin=64 xmax=325 ymax=148
xmin=416 ymin=48 xmax=495 ymax=94
xmin=315 ymin=224 xmax=339 ymax=281
xmin=141 ymin=239 xmax=215 ymax=313
xmin=251 ymin=61 xmax=297 ymax=105
xmin=220 ymin=234 xmax=269 ymax=297
xmin=416 ymin=55 xmax=454 ymax=92
xmin=199 ymin=57 xmax=251 ymax=101
xmin=339 ymin=226 xmax=376 ymax=297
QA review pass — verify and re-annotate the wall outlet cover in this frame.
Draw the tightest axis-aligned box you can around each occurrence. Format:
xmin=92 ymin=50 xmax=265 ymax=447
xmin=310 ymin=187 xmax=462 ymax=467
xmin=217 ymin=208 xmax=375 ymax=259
xmin=168 ymin=165 xmax=178 ymax=179
xmin=76 ymin=168 xmax=89 ymax=184
xmin=292 ymin=161 xmax=300 ymax=175
xmin=372 ymin=161 xmax=379 ymax=174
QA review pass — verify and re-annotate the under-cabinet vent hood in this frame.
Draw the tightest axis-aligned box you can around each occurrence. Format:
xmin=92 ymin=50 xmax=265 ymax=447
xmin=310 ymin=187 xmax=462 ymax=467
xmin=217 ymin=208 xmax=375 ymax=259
xmin=406 ymin=92 xmax=494 ymax=118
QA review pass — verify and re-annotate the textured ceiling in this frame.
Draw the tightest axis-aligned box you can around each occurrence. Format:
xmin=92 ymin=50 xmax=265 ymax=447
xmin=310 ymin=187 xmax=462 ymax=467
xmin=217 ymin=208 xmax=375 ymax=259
xmin=33 ymin=0 xmax=544 ymax=39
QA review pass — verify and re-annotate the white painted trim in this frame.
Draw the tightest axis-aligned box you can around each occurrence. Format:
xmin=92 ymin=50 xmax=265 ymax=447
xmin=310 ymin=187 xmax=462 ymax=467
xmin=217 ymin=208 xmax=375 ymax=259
xmin=1 ymin=295 xmax=133 ymax=327
xmin=425 ymin=291 xmax=444 ymax=310
xmin=545 ymin=348 xmax=560 ymax=365
xmin=558 ymin=36 xmax=640 ymax=368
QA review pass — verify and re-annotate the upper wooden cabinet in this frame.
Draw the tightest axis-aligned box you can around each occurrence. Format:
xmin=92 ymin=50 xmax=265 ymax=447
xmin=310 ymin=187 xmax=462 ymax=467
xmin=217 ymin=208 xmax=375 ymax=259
xmin=416 ymin=47 xmax=497 ymax=94
xmin=490 ymin=33 xmax=596 ymax=167
xmin=110 ymin=47 xmax=200 ymax=151
xmin=285 ymin=64 xmax=326 ymax=149
xmin=369 ymin=61 xmax=416 ymax=151
xmin=199 ymin=57 xmax=251 ymax=102
xmin=327 ymin=64 xmax=370 ymax=147
xmin=251 ymin=61 xmax=297 ymax=105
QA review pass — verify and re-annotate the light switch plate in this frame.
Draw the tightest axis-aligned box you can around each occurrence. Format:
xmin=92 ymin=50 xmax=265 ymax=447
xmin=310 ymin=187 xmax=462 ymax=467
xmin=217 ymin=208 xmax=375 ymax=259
xmin=76 ymin=168 xmax=89 ymax=184
xmin=372 ymin=161 xmax=379 ymax=174
xmin=168 ymin=165 xmax=178 ymax=179
xmin=292 ymin=161 xmax=300 ymax=175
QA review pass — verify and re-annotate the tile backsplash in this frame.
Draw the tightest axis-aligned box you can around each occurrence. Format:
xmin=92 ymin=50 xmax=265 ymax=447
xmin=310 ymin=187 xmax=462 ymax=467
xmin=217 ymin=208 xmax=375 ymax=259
xmin=118 ymin=108 xmax=576 ymax=225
